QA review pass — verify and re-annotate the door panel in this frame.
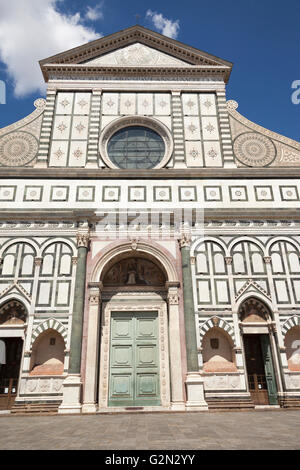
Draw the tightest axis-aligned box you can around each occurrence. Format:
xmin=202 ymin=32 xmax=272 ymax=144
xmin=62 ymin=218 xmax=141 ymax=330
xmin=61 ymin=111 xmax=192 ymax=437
xmin=244 ymin=335 xmax=269 ymax=405
xmin=109 ymin=312 xmax=160 ymax=407
xmin=0 ymin=338 xmax=23 ymax=410
xmin=260 ymin=335 xmax=278 ymax=405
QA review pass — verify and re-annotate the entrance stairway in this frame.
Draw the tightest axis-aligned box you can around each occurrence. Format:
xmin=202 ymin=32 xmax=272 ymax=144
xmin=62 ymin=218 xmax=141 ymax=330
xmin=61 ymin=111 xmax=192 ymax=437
xmin=11 ymin=402 xmax=60 ymax=415
xmin=206 ymin=397 xmax=255 ymax=411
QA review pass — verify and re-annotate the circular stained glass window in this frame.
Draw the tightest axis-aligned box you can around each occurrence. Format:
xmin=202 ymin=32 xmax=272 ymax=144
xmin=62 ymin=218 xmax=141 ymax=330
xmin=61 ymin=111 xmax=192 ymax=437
xmin=107 ymin=126 xmax=165 ymax=169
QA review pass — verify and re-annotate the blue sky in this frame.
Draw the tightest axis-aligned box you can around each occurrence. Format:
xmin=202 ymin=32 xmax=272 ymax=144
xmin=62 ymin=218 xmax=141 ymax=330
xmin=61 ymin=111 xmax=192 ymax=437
xmin=0 ymin=0 xmax=299 ymax=141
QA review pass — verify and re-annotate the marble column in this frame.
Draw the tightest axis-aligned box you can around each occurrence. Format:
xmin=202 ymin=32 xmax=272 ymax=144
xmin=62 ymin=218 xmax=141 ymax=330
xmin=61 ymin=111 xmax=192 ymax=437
xmin=82 ymin=282 xmax=102 ymax=413
xmin=179 ymin=234 xmax=207 ymax=410
xmin=167 ymin=283 xmax=185 ymax=410
xmin=59 ymin=226 xmax=89 ymax=414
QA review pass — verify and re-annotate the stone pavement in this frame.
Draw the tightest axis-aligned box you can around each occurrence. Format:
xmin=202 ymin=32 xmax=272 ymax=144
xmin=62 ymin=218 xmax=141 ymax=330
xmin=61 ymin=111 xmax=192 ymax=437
xmin=0 ymin=410 xmax=299 ymax=450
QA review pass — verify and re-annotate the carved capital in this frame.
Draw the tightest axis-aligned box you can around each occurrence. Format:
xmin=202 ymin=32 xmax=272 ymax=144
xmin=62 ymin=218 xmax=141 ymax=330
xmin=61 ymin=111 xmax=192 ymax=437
xmin=168 ymin=287 xmax=179 ymax=305
xmin=34 ymin=257 xmax=43 ymax=266
xmin=225 ymin=256 xmax=233 ymax=265
xmin=179 ymin=234 xmax=191 ymax=249
xmin=264 ymin=256 xmax=272 ymax=264
xmin=190 ymin=256 xmax=196 ymax=265
xmin=89 ymin=289 xmax=101 ymax=305
xmin=72 ymin=256 xmax=78 ymax=265
xmin=268 ymin=322 xmax=277 ymax=333
xmin=76 ymin=232 xmax=90 ymax=248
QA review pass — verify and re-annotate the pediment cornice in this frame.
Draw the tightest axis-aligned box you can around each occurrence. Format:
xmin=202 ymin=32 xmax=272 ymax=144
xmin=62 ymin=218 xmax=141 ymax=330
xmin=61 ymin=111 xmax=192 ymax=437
xmin=39 ymin=25 xmax=232 ymax=82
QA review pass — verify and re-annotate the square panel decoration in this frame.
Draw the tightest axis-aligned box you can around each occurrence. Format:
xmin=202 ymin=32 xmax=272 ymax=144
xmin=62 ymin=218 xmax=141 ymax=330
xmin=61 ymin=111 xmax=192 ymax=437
xmin=50 ymin=186 xmax=69 ymax=202
xmin=128 ymin=186 xmax=146 ymax=202
xmin=229 ymin=186 xmax=248 ymax=201
xmin=153 ymin=186 xmax=172 ymax=202
xmin=24 ymin=186 xmax=43 ymax=201
xmin=280 ymin=186 xmax=299 ymax=201
xmin=76 ymin=186 xmax=95 ymax=202
xmin=254 ymin=186 xmax=274 ymax=201
xmin=0 ymin=186 xmax=17 ymax=201
xmin=179 ymin=186 xmax=197 ymax=201
xmin=102 ymin=186 xmax=121 ymax=202
xmin=204 ymin=186 xmax=222 ymax=201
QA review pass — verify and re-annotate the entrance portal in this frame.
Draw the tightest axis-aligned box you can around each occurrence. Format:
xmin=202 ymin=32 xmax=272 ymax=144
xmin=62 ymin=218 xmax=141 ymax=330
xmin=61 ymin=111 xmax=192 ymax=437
xmin=0 ymin=338 xmax=23 ymax=409
xmin=109 ymin=311 xmax=160 ymax=407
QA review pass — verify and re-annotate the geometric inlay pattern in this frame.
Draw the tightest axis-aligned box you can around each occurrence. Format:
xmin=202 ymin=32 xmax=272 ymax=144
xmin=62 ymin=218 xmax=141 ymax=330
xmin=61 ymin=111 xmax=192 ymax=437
xmin=233 ymin=132 xmax=276 ymax=167
xmin=0 ymin=131 xmax=38 ymax=166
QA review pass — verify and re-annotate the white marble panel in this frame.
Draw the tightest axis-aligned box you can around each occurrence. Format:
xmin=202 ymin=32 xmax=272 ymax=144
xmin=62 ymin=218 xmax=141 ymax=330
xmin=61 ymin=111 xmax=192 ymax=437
xmin=182 ymin=93 xmax=199 ymax=116
xmin=71 ymin=116 xmax=89 ymax=140
xmin=199 ymin=93 xmax=217 ymax=115
xmin=153 ymin=116 xmax=172 ymax=131
xmin=52 ymin=116 xmax=71 ymax=140
xmin=120 ymin=93 xmax=136 ymax=115
xmin=102 ymin=93 xmax=119 ymax=115
xmin=201 ymin=116 xmax=220 ymax=140
xmin=203 ymin=141 xmax=223 ymax=167
xmin=185 ymin=141 xmax=203 ymax=167
xmin=184 ymin=116 xmax=201 ymax=140
xmin=68 ymin=141 xmax=87 ymax=167
xmin=74 ymin=92 xmax=91 ymax=115
xmin=154 ymin=93 xmax=171 ymax=115
xmin=49 ymin=141 xmax=69 ymax=167
xmin=137 ymin=93 xmax=153 ymax=115
xmin=275 ymin=280 xmax=289 ymax=302
xmin=56 ymin=92 xmax=74 ymax=115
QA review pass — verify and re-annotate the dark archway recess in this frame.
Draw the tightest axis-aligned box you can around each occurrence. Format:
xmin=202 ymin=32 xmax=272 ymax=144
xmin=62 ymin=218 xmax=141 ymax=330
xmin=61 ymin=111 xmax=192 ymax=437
xmin=102 ymin=256 xmax=166 ymax=287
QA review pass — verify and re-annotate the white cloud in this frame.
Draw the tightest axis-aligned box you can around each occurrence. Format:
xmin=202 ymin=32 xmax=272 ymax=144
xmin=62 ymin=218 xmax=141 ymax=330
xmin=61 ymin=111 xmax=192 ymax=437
xmin=85 ymin=4 xmax=104 ymax=21
xmin=146 ymin=10 xmax=180 ymax=39
xmin=0 ymin=0 xmax=102 ymax=97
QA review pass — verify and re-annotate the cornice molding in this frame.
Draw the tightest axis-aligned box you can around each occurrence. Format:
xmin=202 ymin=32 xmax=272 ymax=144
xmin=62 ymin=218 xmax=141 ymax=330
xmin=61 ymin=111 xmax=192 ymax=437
xmin=2 ymin=167 xmax=300 ymax=179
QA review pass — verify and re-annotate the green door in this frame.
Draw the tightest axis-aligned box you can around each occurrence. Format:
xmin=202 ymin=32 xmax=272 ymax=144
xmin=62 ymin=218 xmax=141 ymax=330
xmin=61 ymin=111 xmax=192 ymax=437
xmin=260 ymin=335 xmax=278 ymax=405
xmin=108 ymin=311 xmax=160 ymax=407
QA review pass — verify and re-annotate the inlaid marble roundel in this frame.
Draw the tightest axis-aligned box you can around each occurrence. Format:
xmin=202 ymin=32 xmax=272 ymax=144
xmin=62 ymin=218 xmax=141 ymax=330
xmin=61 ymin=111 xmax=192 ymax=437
xmin=233 ymin=132 xmax=276 ymax=167
xmin=0 ymin=131 xmax=38 ymax=166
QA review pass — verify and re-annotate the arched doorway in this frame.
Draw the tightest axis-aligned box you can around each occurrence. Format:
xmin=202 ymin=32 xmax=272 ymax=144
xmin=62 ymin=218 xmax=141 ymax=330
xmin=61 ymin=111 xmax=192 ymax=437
xmin=101 ymin=255 xmax=167 ymax=408
xmin=83 ymin=241 xmax=183 ymax=412
xmin=239 ymin=297 xmax=278 ymax=406
xmin=0 ymin=300 xmax=27 ymax=410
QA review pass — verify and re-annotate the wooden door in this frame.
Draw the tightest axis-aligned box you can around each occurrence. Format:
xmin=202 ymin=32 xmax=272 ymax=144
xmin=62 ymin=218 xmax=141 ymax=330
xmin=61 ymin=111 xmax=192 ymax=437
xmin=108 ymin=312 xmax=160 ymax=407
xmin=0 ymin=338 xmax=23 ymax=410
xmin=244 ymin=335 xmax=269 ymax=405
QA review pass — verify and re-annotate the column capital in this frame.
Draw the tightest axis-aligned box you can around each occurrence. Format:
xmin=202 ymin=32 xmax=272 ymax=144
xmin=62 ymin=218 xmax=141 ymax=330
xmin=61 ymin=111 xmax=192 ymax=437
xmin=179 ymin=234 xmax=191 ymax=249
xmin=167 ymin=286 xmax=179 ymax=305
xmin=225 ymin=256 xmax=233 ymax=265
xmin=76 ymin=232 xmax=90 ymax=248
xmin=264 ymin=256 xmax=272 ymax=264
xmin=34 ymin=257 xmax=43 ymax=266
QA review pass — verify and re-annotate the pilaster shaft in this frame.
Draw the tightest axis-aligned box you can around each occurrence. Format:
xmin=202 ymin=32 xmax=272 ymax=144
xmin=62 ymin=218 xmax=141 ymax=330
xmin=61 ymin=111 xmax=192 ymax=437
xmin=68 ymin=231 xmax=89 ymax=374
xmin=180 ymin=237 xmax=198 ymax=372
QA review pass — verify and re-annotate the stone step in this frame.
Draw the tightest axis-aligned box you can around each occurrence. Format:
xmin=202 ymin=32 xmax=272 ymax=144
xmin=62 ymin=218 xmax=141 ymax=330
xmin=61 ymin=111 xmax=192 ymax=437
xmin=206 ymin=399 xmax=255 ymax=411
xmin=11 ymin=403 xmax=60 ymax=415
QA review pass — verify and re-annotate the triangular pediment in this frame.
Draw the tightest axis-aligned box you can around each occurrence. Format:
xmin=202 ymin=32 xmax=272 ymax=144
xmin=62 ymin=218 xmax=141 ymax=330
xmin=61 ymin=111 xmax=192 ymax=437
xmin=83 ymin=42 xmax=189 ymax=67
xmin=40 ymin=25 xmax=232 ymax=69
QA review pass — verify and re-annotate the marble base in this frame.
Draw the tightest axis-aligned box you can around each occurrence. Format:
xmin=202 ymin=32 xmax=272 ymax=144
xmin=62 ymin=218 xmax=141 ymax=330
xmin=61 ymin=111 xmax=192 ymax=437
xmin=58 ymin=374 xmax=82 ymax=414
xmin=185 ymin=372 xmax=208 ymax=410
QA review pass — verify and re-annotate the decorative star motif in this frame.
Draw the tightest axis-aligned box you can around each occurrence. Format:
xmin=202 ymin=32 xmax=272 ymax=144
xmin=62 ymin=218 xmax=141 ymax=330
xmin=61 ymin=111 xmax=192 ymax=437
xmin=78 ymin=99 xmax=88 ymax=108
xmin=124 ymin=100 xmax=133 ymax=108
xmin=203 ymin=99 xmax=212 ymax=109
xmin=57 ymin=122 xmax=67 ymax=133
xmin=60 ymin=99 xmax=70 ymax=108
xmin=208 ymin=148 xmax=218 ymax=159
xmin=54 ymin=147 xmax=64 ymax=160
xmin=75 ymin=122 xmax=85 ymax=133
xmin=205 ymin=123 xmax=215 ymax=133
xmin=107 ymin=99 xmax=115 ymax=108
xmin=188 ymin=123 xmax=197 ymax=134
xmin=73 ymin=148 xmax=84 ymax=159
xmin=189 ymin=148 xmax=199 ymax=159
xmin=159 ymin=100 xmax=167 ymax=108
xmin=186 ymin=100 xmax=195 ymax=109
xmin=142 ymin=100 xmax=149 ymax=107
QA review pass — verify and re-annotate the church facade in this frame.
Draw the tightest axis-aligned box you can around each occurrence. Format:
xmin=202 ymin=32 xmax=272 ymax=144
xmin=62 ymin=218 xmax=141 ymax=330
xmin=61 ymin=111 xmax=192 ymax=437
xmin=0 ymin=26 xmax=300 ymax=413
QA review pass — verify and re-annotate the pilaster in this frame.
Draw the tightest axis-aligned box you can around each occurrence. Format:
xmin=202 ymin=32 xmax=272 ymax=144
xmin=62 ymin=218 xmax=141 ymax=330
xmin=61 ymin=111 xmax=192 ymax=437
xmin=171 ymin=91 xmax=186 ymax=169
xmin=36 ymin=87 xmax=56 ymax=167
